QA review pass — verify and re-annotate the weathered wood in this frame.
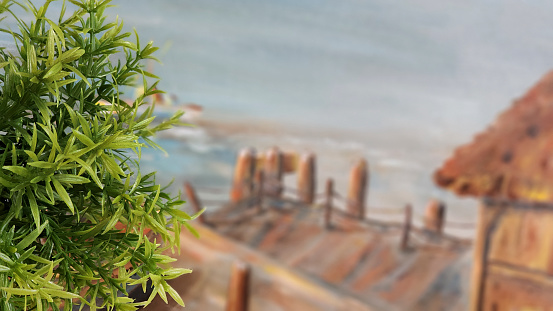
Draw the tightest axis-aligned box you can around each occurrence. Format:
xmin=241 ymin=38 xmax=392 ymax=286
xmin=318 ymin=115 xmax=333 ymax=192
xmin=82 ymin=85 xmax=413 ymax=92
xmin=400 ymin=204 xmax=412 ymax=250
xmin=207 ymin=201 xmax=471 ymax=310
xmin=264 ymin=147 xmax=284 ymax=198
xmin=230 ymin=148 xmax=256 ymax=203
xmin=226 ymin=260 xmax=251 ymax=311
xmin=487 ymin=205 xmax=553 ymax=272
xmin=255 ymin=170 xmax=265 ymax=213
xmin=184 ymin=182 xmax=205 ymax=224
xmin=347 ymin=159 xmax=368 ymax=219
xmin=469 ymin=201 xmax=553 ymax=310
xmin=424 ymin=199 xmax=445 ymax=235
xmin=297 ymin=153 xmax=316 ymax=204
xmin=482 ymin=264 xmax=553 ymax=311
xmin=143 ymin=168 xmax=473 ymax=311
xmin=283 ymin=151 xmax=298 ymax=173
xmin=179 ymin=224 xmax=376 ymax=311
xmin=324 ymin=178 xmax=334 ymax=229
xmin=377 ymin=251 xmax=459 ymax=305
xmin=470 ymin=201 xmax=501 ymax=311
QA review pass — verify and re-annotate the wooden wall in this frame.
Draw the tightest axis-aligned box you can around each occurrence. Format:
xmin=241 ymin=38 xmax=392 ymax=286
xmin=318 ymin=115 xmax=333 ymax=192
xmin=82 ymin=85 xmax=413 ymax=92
xmin=472 ymin=200 xmax=553 ymax=310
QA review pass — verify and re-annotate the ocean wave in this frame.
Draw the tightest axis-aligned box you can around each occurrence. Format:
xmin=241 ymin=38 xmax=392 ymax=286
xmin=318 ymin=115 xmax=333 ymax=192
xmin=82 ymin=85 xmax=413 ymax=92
xmin=376 ymin=158 xmax=423 ymax=171
xmin=161 ymin=126 xmax=208 ymax=139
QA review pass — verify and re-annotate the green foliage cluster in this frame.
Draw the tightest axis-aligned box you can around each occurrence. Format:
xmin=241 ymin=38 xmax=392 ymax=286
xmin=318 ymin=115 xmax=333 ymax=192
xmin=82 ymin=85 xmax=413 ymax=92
xmin=0 ymin=0 xmax=199 ymax=310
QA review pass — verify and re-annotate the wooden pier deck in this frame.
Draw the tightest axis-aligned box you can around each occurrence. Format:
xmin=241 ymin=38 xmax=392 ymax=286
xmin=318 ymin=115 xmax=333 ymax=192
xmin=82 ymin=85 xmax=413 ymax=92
xmin=141 ymin=148 xmax=475 ymax=310
xmin=144 ymin=198 xmax=472 ymax=310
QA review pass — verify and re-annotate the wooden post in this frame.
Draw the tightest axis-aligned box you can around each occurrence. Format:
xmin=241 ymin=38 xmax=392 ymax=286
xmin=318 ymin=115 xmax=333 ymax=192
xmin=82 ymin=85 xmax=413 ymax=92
xmin=264 ymin=147 xmax=284 ymax=198
xmin=400 ymin=204 xmax=412 ymax=250
xmin=324 ymin=178 xmax=333 ymax=229
xmin=230 ymin=148 xmax=256 ymax=203
xmin=297 ymin=153 xmax=316 ymax=204
xmin=255 ymin=170 xmax=265 ymax=212
xmin=184 ymin=182 xmax=205 ymax=224
xmin=226 ymin=260 xmax=250 ymax=311
xmin=283 ymin=152 xmax=299 ymax=173
xmin=469 ymin=201 xmax=502 ymax=311
xmin=424 ymin=199 xmax=445 ymax=235
xmin=347 ymin=159 xmax=368 ymax=219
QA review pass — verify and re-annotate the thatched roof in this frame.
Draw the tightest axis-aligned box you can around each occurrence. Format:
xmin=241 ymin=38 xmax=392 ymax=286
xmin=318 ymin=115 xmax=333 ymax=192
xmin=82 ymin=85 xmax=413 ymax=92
xmin=435 ymin=71 xmax=553 ymax=202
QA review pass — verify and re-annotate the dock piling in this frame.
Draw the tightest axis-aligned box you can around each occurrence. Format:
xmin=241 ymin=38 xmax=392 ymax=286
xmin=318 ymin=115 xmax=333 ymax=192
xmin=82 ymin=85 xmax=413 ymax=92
xmin=230 ymin=148 xmax=256 ymax=203
xmin=324 ymin=178 xmax=334 ymax=229
xmin=264 ymin=147 xmax=284 ymax=198
xmin=400 ymin=204 xmax=412 ymax=250
xmin=347 ymin=159 xmax=368 ymax=219
xmin=225 ymin=260 xmax=250 ymax=311
xmin=297 ymin=153 xmax=316 ymax=204
xmin=255 ymin=170 xmax=265 ymax=212
xmin=424 ymin=199 xmax=445 ymax=235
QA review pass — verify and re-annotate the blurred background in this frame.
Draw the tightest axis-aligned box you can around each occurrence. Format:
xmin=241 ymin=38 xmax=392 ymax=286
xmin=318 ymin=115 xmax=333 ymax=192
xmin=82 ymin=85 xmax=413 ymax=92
xmin=7 ymin=0 xmax=553 ymax=234
xmin=113 ymin=0 xmax=553 ymax=233
xmin=117 ymin=0 xmax=553 ymax=233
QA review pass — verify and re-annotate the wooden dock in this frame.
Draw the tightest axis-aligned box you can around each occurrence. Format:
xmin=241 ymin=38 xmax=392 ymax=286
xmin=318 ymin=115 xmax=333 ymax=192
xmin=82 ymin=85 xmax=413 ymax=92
xmin=142 ymin=148 xmax=475 ymax=311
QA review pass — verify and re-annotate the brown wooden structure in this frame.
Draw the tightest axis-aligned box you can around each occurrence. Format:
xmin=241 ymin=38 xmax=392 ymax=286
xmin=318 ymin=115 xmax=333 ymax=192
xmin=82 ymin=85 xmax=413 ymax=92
xmin=230 ymin=148 xmax=256 ymax=203
xmin=264 ymin=147 xmax=284 ymax=198
xmin=141 ymin=147 xmax=475 ymax=310
xmin=424 ymin=199 xmax=445 ymax=235
xmin=297 ymin=153 xmax=316 ymax=204
xmin=143 ymin=198 xmax=472 ymax=310
xmin=226 ymin=261 xmax=250 ymax=311
xmin=435 ymin=71 xmax=553 ymax=310
xmin=347 ymin=158 xmax=368 ymax=219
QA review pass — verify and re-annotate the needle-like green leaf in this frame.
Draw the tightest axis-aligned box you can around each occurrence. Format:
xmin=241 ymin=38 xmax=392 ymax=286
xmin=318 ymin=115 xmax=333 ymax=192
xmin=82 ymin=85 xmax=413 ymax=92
xmin=0 ymin=1 xmax=198 ymax=309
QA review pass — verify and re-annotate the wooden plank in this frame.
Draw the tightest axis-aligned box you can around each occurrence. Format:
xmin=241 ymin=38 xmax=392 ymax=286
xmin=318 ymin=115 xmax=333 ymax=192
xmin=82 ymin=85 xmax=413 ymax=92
xmin=293 ymin=232 xmax=355 ymax=276
xmin=255 ymin=210 xmax=322 ymax=261
xmin=286 ymin=230 xmax=330 ymax=267
xmin=202 ymin=201 xmax=471 ymax=310
xmin=256 ymin=213 xmax=296 ymax=250
xmin=488 ymin=261 xmax=553 ymax=288
xmin=268 ymin=223 xmax=323 ymax=262
xmin=487 ymin=207 xmax=522 ymax=264
xmin=488 ymin=206 xmax=553 ymax=272
xmin=163 ymin=223 xmax=378 ymax=311
xmin=411 ymin=251 xmax=472 ymax=311
xmin=483 ymin=264 xmax=553 ymax=310
xmin=376 ymin=252 xmax=457 ymax=306
xmin=350 ymin=245 xmax=400 ymax=292
xmin=470 ymin=201 xmax=501 ymax=311
xmin=320 ymin=236 xmax=377 ymax=284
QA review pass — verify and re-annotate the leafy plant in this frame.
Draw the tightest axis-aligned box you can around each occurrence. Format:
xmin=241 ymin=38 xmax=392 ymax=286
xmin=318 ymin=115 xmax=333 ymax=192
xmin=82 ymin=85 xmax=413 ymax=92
xmin=0 ymin=0 xmax=199 ymax=310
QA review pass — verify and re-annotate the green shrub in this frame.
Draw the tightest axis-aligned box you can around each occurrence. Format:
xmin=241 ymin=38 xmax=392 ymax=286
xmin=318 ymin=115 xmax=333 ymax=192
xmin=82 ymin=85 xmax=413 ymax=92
xmin=0 ymin=0 xmax=199 ymax=310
